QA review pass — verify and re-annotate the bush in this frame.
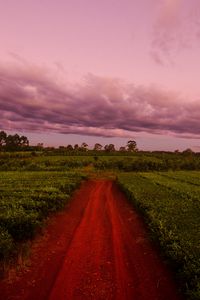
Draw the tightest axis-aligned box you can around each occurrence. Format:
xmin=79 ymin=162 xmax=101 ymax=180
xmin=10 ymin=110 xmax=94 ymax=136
xmin=0 ymin=208 xmax=41 ymax=241
xmin=0 ymin=227 xmax=14 ymax=259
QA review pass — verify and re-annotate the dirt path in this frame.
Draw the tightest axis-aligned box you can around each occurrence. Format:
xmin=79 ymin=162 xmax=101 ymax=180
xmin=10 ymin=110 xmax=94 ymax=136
xmin=0 ymin=180 xmax=183 ymax=300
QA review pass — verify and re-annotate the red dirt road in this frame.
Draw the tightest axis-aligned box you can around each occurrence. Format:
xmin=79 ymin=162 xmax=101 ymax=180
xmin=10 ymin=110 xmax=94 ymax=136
xmin=0 ymin=180 xmax=183 ymax=300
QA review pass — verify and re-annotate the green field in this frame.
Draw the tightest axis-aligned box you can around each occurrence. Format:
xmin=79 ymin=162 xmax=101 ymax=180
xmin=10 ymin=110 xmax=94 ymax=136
xmin=0 ymin=154 xmax=94 ymax=171
xmin=118 ymin=171 xmax=200 ymax=299
xmin=0 ymin=153 xmax=200 ymax=298
xmin=1 ymin=150 xmax=200 ymax=172
xmin=0 ymin=171 xmax=85 ymax=260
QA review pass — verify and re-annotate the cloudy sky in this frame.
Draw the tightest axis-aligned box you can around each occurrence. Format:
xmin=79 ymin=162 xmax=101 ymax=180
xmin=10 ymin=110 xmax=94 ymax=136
xmin=0 ymin=0 xmax=200 ymax=150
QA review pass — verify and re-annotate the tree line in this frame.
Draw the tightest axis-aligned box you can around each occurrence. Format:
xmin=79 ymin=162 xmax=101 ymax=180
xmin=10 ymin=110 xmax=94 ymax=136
xmin=58 ymin=140 xmax=138 ymax=152
xmin=0 ymin=131 xmax=29 ymax=151
xmin=0 ymin=130 xmax=195 ymax=154
xmin=0 ymin=130 xmax=138 ymax=152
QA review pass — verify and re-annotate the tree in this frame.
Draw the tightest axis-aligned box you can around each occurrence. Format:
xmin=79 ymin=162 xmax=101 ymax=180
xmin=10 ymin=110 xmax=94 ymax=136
xmin=104 ymin=144 xmax=115 ymax=152
xmin=20 ymin=135 xmax=29 ymax=147
xmin=81 ymin=142 xmax=88 ymax=151
xmin=126 ymin=140 xmax=138 ymax=152
xmin=36 ymin=143 xmax=44 ymax=150
xmin=74 ymin=144 xmax=79 ymax=151
xmin=119 ymin=146 xmax=126 ymax=152
xmin=5 ymin=134 xmax=21 ymax=149
xmin=93 ymin=143 xmax=102 ymax=151
xmin=37 ymin=143 xmax=44 ymax=148
xmin=0 ymin=131 xmax=7 ymax=147
xmin=66 ymin=144 xmax=73 ymax=151
xmin=182 ymin=148 xmax=193 ymax=155
xmin=0 ymin=131 xmax=29 ymax=151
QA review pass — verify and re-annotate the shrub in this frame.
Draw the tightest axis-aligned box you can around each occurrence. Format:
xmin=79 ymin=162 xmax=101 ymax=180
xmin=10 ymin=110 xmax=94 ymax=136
xmin=0 ymin=227 xmax=14 ymax=259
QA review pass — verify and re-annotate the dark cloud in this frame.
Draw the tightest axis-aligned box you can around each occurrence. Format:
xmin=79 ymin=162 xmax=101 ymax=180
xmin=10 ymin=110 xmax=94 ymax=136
xmin=0 ymin=63 xmax=200 ymax=138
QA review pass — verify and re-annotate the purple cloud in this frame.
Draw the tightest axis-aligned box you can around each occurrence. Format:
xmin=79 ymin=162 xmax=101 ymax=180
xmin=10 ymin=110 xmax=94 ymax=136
xmin=0 ymin=62 xmax=200 ymax=138
xmin=151 ymin=0 xmax=200 ymax=65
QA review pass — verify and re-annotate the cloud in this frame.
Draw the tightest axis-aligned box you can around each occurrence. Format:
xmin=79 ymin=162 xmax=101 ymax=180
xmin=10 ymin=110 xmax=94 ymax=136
xmin=0 ymin=61 xmax=200 ymax=139
xmin=151 ymin=0 xmax=200 ymax=65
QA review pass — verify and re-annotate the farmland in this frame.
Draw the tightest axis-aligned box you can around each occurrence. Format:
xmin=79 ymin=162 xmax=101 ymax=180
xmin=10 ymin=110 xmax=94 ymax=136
xmin=1 ymin=150 xmax=200 ymax=172
xmin=118 ymin=171 xmax=200 ymax=299
xmin=0 ymin=171 xmax=85 ymax=261
xmin=0 ymin=153 xmax=200 ymax=299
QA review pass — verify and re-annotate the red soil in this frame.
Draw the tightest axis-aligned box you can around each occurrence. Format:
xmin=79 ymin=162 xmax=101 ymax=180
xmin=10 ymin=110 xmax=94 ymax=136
xmin=0 ymin=180 xmax=184 ymax=300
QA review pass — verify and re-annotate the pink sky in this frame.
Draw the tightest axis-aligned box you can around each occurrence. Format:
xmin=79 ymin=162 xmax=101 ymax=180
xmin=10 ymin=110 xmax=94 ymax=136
xmin=0 ymin=0 xmax=200 ymax=150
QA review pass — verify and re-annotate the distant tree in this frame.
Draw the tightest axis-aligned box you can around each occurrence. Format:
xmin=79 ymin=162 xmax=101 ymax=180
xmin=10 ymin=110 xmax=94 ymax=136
xmin=45 ymin=147 xmax=55 ymax=151
xmin=20 ymin=135 xmax=29 ymax=147
xmin=0 ymin=131 xmax=7 ymax=147
xmin=126 ymin=140 xmax=138 ymax=152
xmin=5 ymin=134 xmax=21 ymax=149
xmin=1 ymin=131 xmax=29 ymax=151
xmin=104 ymin=144 xmax=115 ymax=152
xmin=174 ymin=149 xmax=180 ymax=153
xmin=81 ymin=142 xmax=88 ymax=151
xmin=119 ymin=146 xmax=126 ymax=152
xmin=182 ymin=148 xmax=194 ymax=155
xmin=66 ymin=144 xmax=73 ymax=151
xmin=37 ymin=143 xmax=44 ymax=148
xmin=93 ymin=143 xmax=102 ymax=151
xmin=59 ymin=146 xmax=66 ymax=150
xmin=74 ymin=144 xmax=79 ymax=151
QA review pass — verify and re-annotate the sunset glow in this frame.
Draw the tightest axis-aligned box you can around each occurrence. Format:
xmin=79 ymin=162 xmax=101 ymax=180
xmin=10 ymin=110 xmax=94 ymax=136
xmin=0 ymin=0 xmax=200 ymax=150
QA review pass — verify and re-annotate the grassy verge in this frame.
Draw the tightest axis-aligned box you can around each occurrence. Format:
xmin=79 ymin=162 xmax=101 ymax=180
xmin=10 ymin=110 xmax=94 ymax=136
xmin=0 ymin=171 xmax=86 ymax=265
xmin=117 ymin=171 xmax=200 ymax=300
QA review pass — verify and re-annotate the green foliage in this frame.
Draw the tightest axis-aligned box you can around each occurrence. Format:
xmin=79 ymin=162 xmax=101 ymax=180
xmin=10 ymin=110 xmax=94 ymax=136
xmin=0 ymin=171 xmax=85 ymax=259
xmin=0 ymin=131 xmax=29 ymax=151
xmin=0 ymin=208 xmax=41 ymax=241
xmin=1 ymin=150 xmax=200 ymax=173
xmin=118 ymin=171 xmax=200 ymax=299
xmin=90 ymin=153 xmax=200 ymax=172
xmin=0 ymin=227 xmax=14 ymax=259
xmin=127 ymin=140 xmax=138 ymax=152
xmin=0 ymin=155 xmax=93 ymax=171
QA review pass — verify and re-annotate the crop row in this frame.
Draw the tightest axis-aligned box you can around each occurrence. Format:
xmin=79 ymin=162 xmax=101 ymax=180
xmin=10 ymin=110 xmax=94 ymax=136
xmin=118 ymin=172 xmax=200 ymax=300
xmin=140 ymin=173 xmax=200 ymax=204
xmin=0 ymin=171 xmax=85 ymax=260
xmin=1 ymin=153 xmax=200 ymax=172
xmin=157 ymin=171 xmax=200 ymax=186
xmin=0 ymin=156 xmax=93 ymax=171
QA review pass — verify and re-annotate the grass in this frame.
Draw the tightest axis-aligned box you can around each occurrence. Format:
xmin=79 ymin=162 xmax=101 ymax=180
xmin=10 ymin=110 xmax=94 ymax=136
xmin=0 ymin=171 xmax=86 ymax=262
xmin=1 ymin=153 xmax=200 ymax=299
xmin=117 ymin=171 xmax=200 ymax=300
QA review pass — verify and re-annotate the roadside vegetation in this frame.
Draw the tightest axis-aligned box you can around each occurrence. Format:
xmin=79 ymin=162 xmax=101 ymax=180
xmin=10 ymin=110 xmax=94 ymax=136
xmin=0 ymin=171 xmax=85 ymax=264
xmin=118 ymin=172 xmax=200 ymax=299
xmin=1 ymin=150 xmax=200 ymax=172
